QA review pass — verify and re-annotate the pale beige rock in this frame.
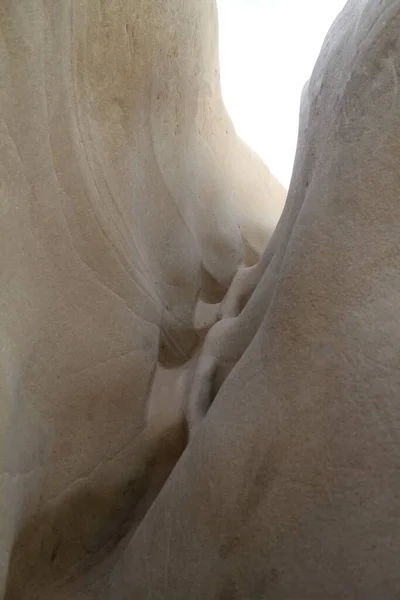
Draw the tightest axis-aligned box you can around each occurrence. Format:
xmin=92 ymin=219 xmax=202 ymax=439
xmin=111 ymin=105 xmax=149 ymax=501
xmin=4 ymin=0 xmax=400 ymax=598
xmin=110 ymin=1 xmax=400 ymax=598
xmin=0 ymin=0 xmax=284 ymax=598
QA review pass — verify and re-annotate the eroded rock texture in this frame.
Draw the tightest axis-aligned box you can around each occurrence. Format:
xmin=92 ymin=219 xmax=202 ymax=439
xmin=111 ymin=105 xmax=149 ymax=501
xmin=3 ymin=0 xmax=400 ymax=599
xmin=1 ymin=1 xmax=284 ymax=598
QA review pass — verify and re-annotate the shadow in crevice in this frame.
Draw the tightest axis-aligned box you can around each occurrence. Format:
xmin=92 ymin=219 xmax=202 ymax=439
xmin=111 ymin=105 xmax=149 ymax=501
xmin=5 ymin=416 xmax=187 ymax=600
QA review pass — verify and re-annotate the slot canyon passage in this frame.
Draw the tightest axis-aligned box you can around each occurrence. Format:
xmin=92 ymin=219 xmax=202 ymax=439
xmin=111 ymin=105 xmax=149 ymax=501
xmin=1 ymin=0 xmax=400 ymax=598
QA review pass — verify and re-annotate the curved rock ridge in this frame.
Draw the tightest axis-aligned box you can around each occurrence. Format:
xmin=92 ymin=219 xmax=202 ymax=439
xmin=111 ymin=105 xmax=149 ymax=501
xmin=3 ymin=0 xmax=400 ymax=598
xmin=1 ymin=1 xmax=284 ymax=598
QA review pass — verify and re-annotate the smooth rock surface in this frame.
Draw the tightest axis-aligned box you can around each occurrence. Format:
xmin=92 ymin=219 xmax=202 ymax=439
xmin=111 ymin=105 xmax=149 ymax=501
xmin=110 ymin=1 xmax=400 ymax=598
xmin=0 ymin=1 xmax=284 ymax=598
xmin=3 ymin=0 xmax=400 ymax=598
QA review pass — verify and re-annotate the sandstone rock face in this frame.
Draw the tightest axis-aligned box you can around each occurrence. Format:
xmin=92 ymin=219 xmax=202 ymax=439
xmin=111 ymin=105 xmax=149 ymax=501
xmin=0 ymin=1 xmax=284 ymax=598
xmin=3 ymin=0 xmax=400 ymax=598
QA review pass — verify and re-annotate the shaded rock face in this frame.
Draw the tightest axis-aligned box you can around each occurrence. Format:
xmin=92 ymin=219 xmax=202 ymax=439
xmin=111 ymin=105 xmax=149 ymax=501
xmin=1 ymin=1 xmax=284 ymax=598
xmin=3 ymin=0 xmax=400 ymax=599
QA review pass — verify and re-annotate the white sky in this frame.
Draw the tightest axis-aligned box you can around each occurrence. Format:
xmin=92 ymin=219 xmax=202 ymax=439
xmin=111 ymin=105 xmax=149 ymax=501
xmin=217 ymin=0 xmax=347 ymax=187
